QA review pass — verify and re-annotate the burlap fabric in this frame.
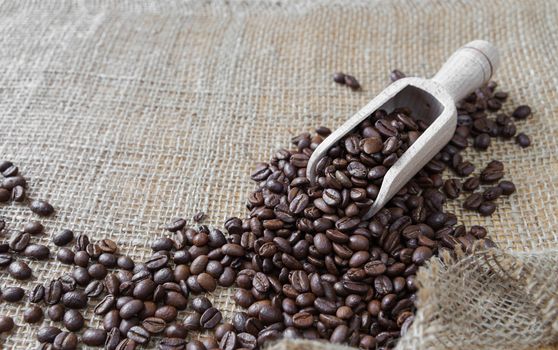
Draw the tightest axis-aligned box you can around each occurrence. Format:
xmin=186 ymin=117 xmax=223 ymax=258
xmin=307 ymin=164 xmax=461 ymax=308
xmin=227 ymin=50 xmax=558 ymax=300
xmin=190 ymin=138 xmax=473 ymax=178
xmin=0 ymin=0 xmax=556 ymax=349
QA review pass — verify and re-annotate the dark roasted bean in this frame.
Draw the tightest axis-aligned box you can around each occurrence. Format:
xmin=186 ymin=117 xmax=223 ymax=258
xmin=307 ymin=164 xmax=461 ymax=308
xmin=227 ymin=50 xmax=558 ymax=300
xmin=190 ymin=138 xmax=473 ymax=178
xmin=29 ymin=199 xmax=55 ymax=216
xmin=24 ymin=305 xmax=43 ymax=323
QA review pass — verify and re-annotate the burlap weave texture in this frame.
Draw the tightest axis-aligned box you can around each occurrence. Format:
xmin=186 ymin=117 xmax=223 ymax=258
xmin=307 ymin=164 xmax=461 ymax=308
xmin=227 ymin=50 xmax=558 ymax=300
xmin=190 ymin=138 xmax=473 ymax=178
xmin=0 ymin=0 xmax=556 ymax=349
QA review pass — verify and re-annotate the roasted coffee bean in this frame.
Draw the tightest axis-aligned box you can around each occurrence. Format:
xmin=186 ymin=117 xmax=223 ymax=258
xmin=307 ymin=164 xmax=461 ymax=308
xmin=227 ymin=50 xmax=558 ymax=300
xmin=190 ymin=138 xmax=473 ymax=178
xmin=29 ymin=284 xmax=45 ymax=303
xmin=8 ymin=260 xmax=32 ymax=279
xmin=2 ymin=286 xmax=25 ymax=302
xmin=23 ymin=221 xmax=44 ymax=235
xmin=0 ymin=253 xmax=11 ymax=267
xmin=159 ymin=337 xmax=186 ymax=350
xmin=37 ymin=326 xmax=62 ymax=343
xmin=17 ymin=238 xmax=46 ymax=257
xmin=85 ymin=280 xmax=105 ymax=297
xmin=64 ymin=309 xmax=85 ymax=331
xmin=115 ymin=338 xmax=137 ymax=350
xmin=516 ymin=132 xmax=531 ymax=148
xmin=412 ymin=246 xmax=433 ymax=264
xmin=463 ymin=193 xmax=483 ymax=210
xmin=512 ymin=105 xmax=531 ymax=119
xmin=62 ymin=290 xmax=88 ymax=309
xmin=59 ymin=274 xmax=77 ymax=293
xmin=165 ymin=218 xmax=186 ymax=232
xmin=53 ymin=331 xmax=78 ymax=350
xmin=0 ymin=188 xmax=10 ymax=202
xmin=478 ymin=201 xmax=497 ymax=216
xmin=29 ymin=199 xmax=54 ymax=216
xmin=220 ymin=330 xmax=237 ymax=350
xmin=118 ymin=256 xmax=135 ymax=270
xmin=11 ymin=185 xmax=25 ymax=201
xmin=141 ymin=317 xmax=166 ymax=334
xmin=89 ymin=263 xmax=108 ymax=280
xmin=498 ymin=180 xmax=516 ymax=195
xmin=82 ymin=328 xmax=107 ymax=346
xmin=120 ymin=299 xmax=144 ymax=319
xmin=57 ymin=248 xmax=75 ymax=264
xmin=24 ymin=305 xmax=43 ymax=323
xmin=200 ymin=307 xmax=222 ymax=329
xmin=9 ymin=231 xmax=30 ymax=251
xmin=463 ymin=176 xmax=480 ymax=192
xmin=333 ymin=72 xmax=346 ymax=84
xmin=183 ymin=312 xmax=201 ymax=331
xmin=48 ymin=304 xmax=66 ymax=322
xmin=127 ymin=325 xmax=150 ymax=344
xmin=344 ymin=74 xmax=360 ymax=90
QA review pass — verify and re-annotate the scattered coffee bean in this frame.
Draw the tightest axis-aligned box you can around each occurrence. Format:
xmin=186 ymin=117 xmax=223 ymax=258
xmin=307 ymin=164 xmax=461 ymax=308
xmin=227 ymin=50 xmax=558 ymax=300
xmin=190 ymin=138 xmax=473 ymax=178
xmin=23 ymin=221 xmax=44 ymax=235
xmin=82 ymin=328 xmax=107 ymax=346
xmin=512 ymin=105 xmax=531 ymax=119
xmin=3 ymin=286 xmax=25 ymax=302
xmin=8 ymin=260 xmax=32 ymax=279
xmin=53 ymin=229 xmax=74 ymax=246
xmin=37 ymin=326 xmax=62 ymax=343
xmin=53 ymin=331 xmax=78 ymax=350
xmin=29 ymin=199 xmax=55 ymax=216
xmin=516 ymin=132 xmax=531 ymax=148
xmin=24 ymin=305 xmax=44 ymax=323
xmin=48 ymin=304 xmax=66 ymax=321
xmin=63 ymin=309 xmax=84 ymax=331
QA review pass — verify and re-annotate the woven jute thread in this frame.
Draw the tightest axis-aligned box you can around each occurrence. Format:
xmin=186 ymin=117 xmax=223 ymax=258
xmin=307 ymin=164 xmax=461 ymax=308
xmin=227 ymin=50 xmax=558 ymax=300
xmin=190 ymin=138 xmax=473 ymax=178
xmin=0 ymin=1 xmax=556 ymax=349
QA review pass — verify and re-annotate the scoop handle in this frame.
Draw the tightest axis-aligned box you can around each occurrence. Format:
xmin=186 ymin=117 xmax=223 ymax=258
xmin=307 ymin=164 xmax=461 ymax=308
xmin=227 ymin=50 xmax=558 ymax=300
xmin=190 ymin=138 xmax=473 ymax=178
xmin=432 ymin=40 xmax=499 ymax=102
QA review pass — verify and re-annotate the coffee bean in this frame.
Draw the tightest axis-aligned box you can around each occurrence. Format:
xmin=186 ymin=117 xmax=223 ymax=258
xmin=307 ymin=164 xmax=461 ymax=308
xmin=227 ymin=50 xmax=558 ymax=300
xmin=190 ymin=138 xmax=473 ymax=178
xmin=8 ymin=260 xmax=32 ymax=279
xmin=62 ymin=290 xmax=88 ymax=309
xmin=127 ymin=325 xmax=150 ymax=344
xmin=219 ymin=330 xmax=237 ymax=350
xmin=82 ymin=328 xmax=107 ymax=346
xmin=141 ymin=316 xmax=166 ymax=334
xmin=116 ymin=255 xmax=135 ymax=270
xmin=99 ymin=238 xmax=118 ymax=253
xmin=1 ymin=175 xmax=25 ymax=189
xmin=115 ymin=338 xmax=137 ymax=350
xmin=9 ymin=230 xmax=30 ymax=251
xmin=0 ymin=188 xmax=10 ymax=202
xmin=333 ymin=72 xmax=346 ymax=84
xmin=29 ymin=199 xmax=54 ymax=216
xmin=48 ymin=304 xmax=65 ymax=321
xmin=53 ymin=331 xmax=78 ymax=350
xmin=330 ymin=324 xmax=349 ymax=343
xmin=2 ymin=286 xmax=25 ymax=302
xmin=186 ymin=339 xmax=206 ymax=350
xmin=11 ymin=185 xmax=25 ymax=201
xmin=344 ymin=75 xmax=360 ymax=90
xmin=57 ymin=248 xmax=75 ymax=264
xmin=159 ymin=337 xmax=186 ymax=350
xmin=37 ymin=326 xmax=62 ymax=343
xmin=29 ymin=284 xmax=45 ymax=303
xmin=463 ymin=193 xmax=483 ymax=210
xmin=63 ymin=309 xmax=84 ymax=331
xmin=200 ymin=307 xmax=222 ymax=329
xmin=498 ymin=180 xmax=516 ymax=195
xmin=412 ymin=246 xmax=433 ymax=264
xmin=23 ymin=243 xmax=50 ymax=259
xmin=120 ymin=299 xmax=144 ymax=319
xmin=165 ymin=218 xmax=186 ymax=232
xmin=85 ymin=280 xmax=105 ymax=297
xmin=88 ymin=263 xmax=108 ymax=280
xmin=463 ymin=176 xmax=480 ymax=192
xmin=516 ymin=132 xmax=531 ymax=148
xmin=23 ymin=221 xmax=44 ymax=235
xmin=24 ymin=305 xmax=43 ymax=323
xmin=0 ymin=253 xmax=11 ymax=267
xmin=222 ymin=243 xmax=245 ymax=257
xmin=512 ymin=105 xmax=531 ymax=119
xmin=478 ymin=201 xmax=497 ymax=216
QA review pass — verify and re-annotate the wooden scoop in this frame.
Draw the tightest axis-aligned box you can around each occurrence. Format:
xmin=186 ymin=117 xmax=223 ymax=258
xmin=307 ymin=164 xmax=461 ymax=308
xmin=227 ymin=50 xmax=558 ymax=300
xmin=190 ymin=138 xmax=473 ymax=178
xmin=307 ymin=40 xmax=499 ymax=220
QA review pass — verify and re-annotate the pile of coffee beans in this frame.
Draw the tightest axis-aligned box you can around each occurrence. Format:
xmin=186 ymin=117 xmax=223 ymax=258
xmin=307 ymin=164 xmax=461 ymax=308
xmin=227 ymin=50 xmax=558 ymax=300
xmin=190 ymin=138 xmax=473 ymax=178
xmin=0 ymin=71 xmax=533 ymax=350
